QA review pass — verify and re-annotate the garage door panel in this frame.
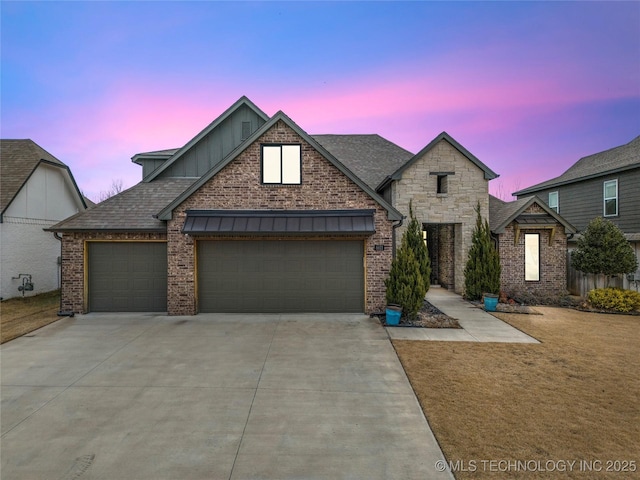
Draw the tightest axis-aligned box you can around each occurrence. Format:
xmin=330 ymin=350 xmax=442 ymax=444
xmin=198 ymin=240 xmax=363 ymax=313
xmin=88 ymin=242 xmax=167 ymax=312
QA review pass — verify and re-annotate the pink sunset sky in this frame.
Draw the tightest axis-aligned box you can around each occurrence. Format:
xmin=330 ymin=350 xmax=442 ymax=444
xmin=2 ymin=1 xmax=639 ymax=202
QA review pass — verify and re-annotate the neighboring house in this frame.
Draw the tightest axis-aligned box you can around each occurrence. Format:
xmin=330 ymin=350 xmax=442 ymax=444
xmin=514 ymin=135 xmax=640 ymax=294
xmin=48 ymin=97 xmax=402 ymax=315
xmin=490 ymin=195 xmax=576 ymax=299
xmin=1 ymin=140 xmax=88 ymax=300
xmin=317 ymin=132 xmax=500 ymax=294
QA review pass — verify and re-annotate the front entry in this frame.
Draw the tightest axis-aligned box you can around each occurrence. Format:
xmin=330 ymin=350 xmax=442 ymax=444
xmin=424 ymin=223 xmax=455 ymax=290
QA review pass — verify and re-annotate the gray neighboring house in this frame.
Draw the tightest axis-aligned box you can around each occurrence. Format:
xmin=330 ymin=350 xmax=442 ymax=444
xmin=514 ymin=135 xmax=640 ymax=294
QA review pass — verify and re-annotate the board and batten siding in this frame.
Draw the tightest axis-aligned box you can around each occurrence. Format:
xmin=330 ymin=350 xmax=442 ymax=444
xmin=522 ymin=168 xmax=640 ymax=233
xmin=158 ymin=104 xmax=267 ymax=179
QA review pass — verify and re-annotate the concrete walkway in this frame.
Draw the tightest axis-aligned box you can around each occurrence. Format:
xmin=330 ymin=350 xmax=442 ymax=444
xmin=386 ymin=286 xmax=539 ymax=343
xmin=1 ymin=313 xmax=453 ymax=480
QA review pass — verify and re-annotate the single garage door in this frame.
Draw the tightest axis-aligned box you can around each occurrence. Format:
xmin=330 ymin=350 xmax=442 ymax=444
xmin=88 ymin=242 xmax=167 ymax=312
xmin=198 ymin=240 xmax=364 ymax=312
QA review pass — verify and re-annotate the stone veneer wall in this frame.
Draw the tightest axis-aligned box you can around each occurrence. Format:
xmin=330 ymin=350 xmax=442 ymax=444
xmin=166 ymin=120 xmax=394 ymax=315
xmin=59 ymin=232 xmax=167 ymax=313
xmin=498 ymin=205 xmax=568 ymax=298
xmin=393 ymin=139 xmax=490 ymax=294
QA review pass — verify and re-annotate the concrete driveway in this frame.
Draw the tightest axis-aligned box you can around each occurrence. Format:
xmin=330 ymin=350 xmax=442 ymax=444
xmin=1 ymin=313 xmax=452 ymax=479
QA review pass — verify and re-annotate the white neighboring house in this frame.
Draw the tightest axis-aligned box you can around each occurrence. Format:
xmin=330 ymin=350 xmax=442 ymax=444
xmin=1 ymin=140 xmax=89 ymax=300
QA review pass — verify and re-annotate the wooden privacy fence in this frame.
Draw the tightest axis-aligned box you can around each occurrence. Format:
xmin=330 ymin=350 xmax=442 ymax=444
xmin=566 ymin=251 xmax=640 ymax=296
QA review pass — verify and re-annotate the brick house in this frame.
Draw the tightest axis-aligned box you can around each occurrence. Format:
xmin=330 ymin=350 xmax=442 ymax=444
xmin=48 ymin=98 xmax=401 ymax=315
xmin=48 ymin=96 xmax=575 ymax=313
xmin=489 ymin=195 xmax=576 ymax=299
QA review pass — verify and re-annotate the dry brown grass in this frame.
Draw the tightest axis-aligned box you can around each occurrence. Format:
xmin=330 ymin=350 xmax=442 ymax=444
xmin=394 ymin=307 xmax=640 ymax=479
xmin=1 ymin=290 xmax=61 ymax=344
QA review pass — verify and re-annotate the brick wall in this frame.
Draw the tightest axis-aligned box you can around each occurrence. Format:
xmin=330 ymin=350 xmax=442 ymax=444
xmin=498 ymin=223 xmax=568 ymax=298
xmin=393 ymin=139 xmax=490 ymax=293
xmin=60 ymin=232 xmax=167 ymax=313
xmin=167 ymin=120 xmax=394 ymax=315
xmin=437 ymin=224 xmax=455 ymax=289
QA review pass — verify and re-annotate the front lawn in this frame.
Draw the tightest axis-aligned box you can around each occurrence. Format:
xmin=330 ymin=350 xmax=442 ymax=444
xmin=394 ymin=307 xmax=640 ymax=479
xmin=1 ymin=290 xmax=61 ymax=344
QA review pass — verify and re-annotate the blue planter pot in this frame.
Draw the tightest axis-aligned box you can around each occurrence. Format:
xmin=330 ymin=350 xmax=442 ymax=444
xmin=385 ymin=306 xmax=402 ymax=325
xmin=483 ymin=294 xmax=498 ymax=312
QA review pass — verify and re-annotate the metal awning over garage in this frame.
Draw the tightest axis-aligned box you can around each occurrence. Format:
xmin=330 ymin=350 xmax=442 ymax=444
xmin=182 ymin=209 xmax=376 ymax=236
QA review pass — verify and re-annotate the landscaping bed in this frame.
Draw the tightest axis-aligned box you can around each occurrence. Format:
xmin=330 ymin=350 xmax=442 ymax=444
xmin=383 ymin=300 xmax=461 ymax=328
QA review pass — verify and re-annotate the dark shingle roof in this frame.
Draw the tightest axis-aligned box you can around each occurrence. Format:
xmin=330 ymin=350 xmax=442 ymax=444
xmin=311 ymin=134 xmax=414 ymax=190
xmin=46 ymin=178 xmax=197 ymax=232
xmin=515 ymin=135 xmax=640 ymax=196
xmin=1 ymin=139 xmax=68 ymax=213
xmin=157 ymin=113 xmax=403 ymax=222
xmin=489 ymin=194 xmax=576 ymax=234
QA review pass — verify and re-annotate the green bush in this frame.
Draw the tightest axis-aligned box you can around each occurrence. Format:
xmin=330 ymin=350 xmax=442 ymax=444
xmin=464 ymin=202 xmax=501 ymax=301
xmin=385 ymin=243 xmax=426 ymax=319
xmin=587 ymin=288 xmax=640 ymax=313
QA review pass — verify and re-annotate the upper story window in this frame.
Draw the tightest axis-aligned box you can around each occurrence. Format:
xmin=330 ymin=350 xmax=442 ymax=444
xmin=437 ymin=175 xmax=448 ymax=194
xmin=603 ymin=179 xmax=618 ymax=216
xmin=262 ymin=144 xmax=301 ymax=185
xmin=548 ymin=191 xmax=559 ymax=213
xmin=431 ymin=171 xmax=454 ymax=195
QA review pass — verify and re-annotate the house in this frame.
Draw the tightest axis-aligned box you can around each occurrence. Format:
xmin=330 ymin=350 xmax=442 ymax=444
xmin=317 ymin=132 xmax=500 ymax=294
xmin=48 ymin=96 xmax=573 ymax=314
xmin=514 ymin=135 xmax=640 ymax=294
xmin=48 ymin=97 xmax=402 ymax=315
xmin=490 ymin=195 xmax=576 ymax=299
xmin=1 ymin=140 xmax=88 ymax=300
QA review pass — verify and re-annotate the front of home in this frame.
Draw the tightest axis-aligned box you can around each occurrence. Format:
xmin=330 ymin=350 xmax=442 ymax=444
xmin=49 ymin=99 xmax=401 ymax=315
xmin=49 ymin=96 xmax=576 ymax=314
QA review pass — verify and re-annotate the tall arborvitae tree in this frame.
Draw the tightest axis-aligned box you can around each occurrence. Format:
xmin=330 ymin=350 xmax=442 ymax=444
xmin=464 ymin=202 xmax=501 ymax=300
xmin=405 ymin=201 xmax=431 ymax=292
xmin=385 ymin=243 xmax=425 ymax=318
xmin=572 ymin=217 xmax=638 ymax=289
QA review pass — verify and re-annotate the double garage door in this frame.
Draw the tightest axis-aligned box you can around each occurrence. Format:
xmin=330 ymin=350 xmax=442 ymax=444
xmin=198 ymin=240 xmax=364 ymax=313
xmin=87 ymin=240 xmax=364 ymax=313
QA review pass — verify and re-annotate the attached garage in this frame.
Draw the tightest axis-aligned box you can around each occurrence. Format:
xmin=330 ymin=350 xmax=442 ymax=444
xmin=197 ymin=240 xmax=364 ymax=313
xmin=87 ymin=242 xmax=167 ymax=312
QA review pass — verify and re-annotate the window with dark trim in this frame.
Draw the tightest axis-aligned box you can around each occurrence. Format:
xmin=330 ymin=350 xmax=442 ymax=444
xmin=548 ymin=191 xmax=558 ymax=213
xmin=524 ymin=233 xmax=540 ymax=281
xmin=262 ymin=144 xmax=302 ymax=185
xmin=604 ymin=179 xmax=618 ymax=217
xmin=437 ymin=175 xmax=448 ymax=194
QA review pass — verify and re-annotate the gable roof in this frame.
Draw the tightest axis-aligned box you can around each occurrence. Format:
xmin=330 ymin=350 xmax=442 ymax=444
xmin=1 ymin=139 xmax=87 ymax=219
xmin=514 ymin=135 xmax=640 ymax=196
xmin=311 ymin=134 xmax=414 ymax=190
xmin=377 ymin=131 xmax=499 ymax=191
xmin=46 ymin=177 xmax=197 ymax=232
xmin=156 ymin=111 xmax=403 ymax=221
xmin=489 ymin=194 xmax=576 ymax=234
xmin=143 ymin=96 xmax=269 ymax=182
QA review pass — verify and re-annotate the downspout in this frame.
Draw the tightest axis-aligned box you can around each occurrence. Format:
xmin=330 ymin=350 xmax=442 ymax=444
xmin=392 ymin=217 xmax=405 ymax=258
xmin=52 ymin=232 xmax=74 ymax=317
